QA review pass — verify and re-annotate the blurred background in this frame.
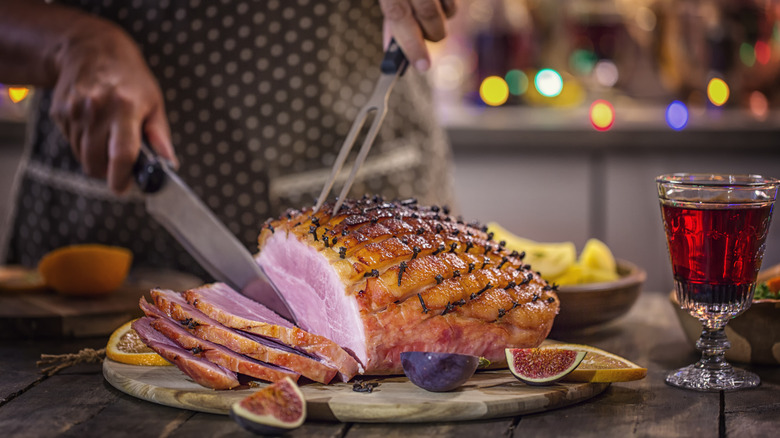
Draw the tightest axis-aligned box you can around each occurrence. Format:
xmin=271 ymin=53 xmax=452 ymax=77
xmin=1 ymin=0 xmax=779 ymax=292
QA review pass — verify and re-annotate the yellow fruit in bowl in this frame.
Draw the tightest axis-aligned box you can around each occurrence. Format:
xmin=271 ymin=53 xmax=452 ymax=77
xmin=487 ymin=224 xmax=619 ymax=285
xmin=489 ymin=222 xmax=576 ymax=281
xmin=523 ymin=241 xmax=578 ymax=281
xmin=579 ymin=238 xmax=617 ymax=273
xmin=553 ymin=263 xmax=584 ymax=285
xmin=38 ymin=244 xmax=133 ymax=296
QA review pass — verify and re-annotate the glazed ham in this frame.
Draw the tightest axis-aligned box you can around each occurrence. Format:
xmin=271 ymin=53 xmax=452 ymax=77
xmin=257 ymin=197 xmax=560 ymax=374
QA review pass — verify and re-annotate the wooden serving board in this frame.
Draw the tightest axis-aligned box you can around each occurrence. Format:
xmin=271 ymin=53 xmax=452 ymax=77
xmin=103 ymin=359 xmax=609 ymax=423
xmin=0 ymin=268 xmax=202 ymax=339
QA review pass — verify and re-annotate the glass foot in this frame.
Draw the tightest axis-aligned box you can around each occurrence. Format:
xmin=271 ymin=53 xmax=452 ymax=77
xmin=665 ymin=364 xmax=760 ymax=391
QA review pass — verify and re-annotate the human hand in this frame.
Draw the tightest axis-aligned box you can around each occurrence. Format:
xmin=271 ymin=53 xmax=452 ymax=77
xmin=379 ymin=0 xmax=458 ymax=72
xmin=49 ymin=22 xmax=176 ymax=193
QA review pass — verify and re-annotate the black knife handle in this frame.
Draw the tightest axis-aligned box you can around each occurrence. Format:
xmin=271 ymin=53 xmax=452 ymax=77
xmin=381 ymin=37 xmax=409 ymax=76
xmin=133 ymin=137 xmax=167 ymax=194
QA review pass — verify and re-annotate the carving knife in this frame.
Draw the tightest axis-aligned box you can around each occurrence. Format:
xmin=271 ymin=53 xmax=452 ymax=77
xmin=133 ymin=142 xmax=297 ymax=323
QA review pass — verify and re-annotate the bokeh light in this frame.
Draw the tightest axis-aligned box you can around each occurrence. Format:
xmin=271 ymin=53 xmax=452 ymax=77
xmin=8 ymin=87 xmax=29 ymax=103
xmin=589 ymin=100 xmax=615 ymax=131
xmin=707 ymin=78 xmax=729 ymax=106
xmin=534 ymin=69 xmax=563 ymax=97
xmin=569 ymin=50 xmax=597 ymax=75
xmin=749 ymin=91 xmax=769 ymax=120
xmin=479 ymin=76 xmax=509 ymax=106
xmin=665 ymin=100 xmax=689 ymax=131
xmin=754 ymin=41 xmax=771 ymax=65
xmin=739 ymin=43 xmax=756 ymax=67
xmin=505 ymin=69 xmax=529 ymax=96
xmin=635 ymin=7 xmax=657 ymax=32
xmin=593 ymin=60 xmax=619 ymax=87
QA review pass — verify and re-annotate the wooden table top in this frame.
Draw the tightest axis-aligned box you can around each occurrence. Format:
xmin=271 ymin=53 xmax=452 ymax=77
xmin=1 ymin=291 xmax=777 ymax=437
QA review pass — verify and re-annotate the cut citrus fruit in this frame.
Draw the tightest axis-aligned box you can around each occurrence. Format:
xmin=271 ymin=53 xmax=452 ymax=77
xmin=488 ymin=223 xmax=576 ymax=281
xmin=541 ymin=343 xmax=646 ymax=383
xmin=579 ymin=238 xmax=617 ymax=273
xmin=106 ymin=319 xmax=171 ymax=366
xmin=38 ymin=244 xmax=132 ymax=296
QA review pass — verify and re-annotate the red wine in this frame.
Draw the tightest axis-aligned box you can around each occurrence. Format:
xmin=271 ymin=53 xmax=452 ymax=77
xmin=661 ymin=201 xmax=774 ymax=320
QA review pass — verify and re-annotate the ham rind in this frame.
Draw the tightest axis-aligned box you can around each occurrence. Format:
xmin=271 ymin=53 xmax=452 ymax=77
xmin=131 ymin=317 xmax=239 ymax=390
xmin=148 ymin=314 xmax=301 ymax=384
xmin=150 ymin=288 xmax=338 ymax=384
xmin=257 ymin=197 xmax=560 ymax=374
xmin=183 ymin=282 xmax=361 ymax=381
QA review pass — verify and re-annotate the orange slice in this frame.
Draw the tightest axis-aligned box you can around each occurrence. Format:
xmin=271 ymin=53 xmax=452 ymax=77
xmin=38 ymin=244 xmax=132 ymax=296
xmin=106 ymin=319 xmax=171 ymax=366
xmin=541 ymin=343 xmax=647 ymax=383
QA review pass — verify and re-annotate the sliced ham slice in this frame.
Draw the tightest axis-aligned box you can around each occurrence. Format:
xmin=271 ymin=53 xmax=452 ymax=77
xmin=150 ymin=288 xmax=338 ymax=384
xmin=148 ymin=313 xmax=301 ymax=384
xmin=183 ymin=282 xmax=361 ymax=381
xmin=131 ymin=317 xmax=239 ymax=390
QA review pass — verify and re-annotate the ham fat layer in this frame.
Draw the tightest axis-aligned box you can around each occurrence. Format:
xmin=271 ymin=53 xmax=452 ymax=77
xmin=257 ymin=197 xmax=560 ymax=374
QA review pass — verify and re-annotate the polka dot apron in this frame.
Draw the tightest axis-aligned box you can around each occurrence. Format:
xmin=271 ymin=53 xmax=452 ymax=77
xmin=2 ymin=0 xmax=454 ymax=279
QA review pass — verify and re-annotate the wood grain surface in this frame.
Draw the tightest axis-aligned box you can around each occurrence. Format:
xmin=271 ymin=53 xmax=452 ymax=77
xmin=3 ymin=292 xmax=779 ymax=437
xmin=103 ymin=359 xmax=609 ymax=422
xmin=0 ymin=268 xmax=201 ymax=338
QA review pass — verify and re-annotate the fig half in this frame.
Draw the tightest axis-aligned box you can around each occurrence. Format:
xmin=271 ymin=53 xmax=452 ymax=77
xmin=230 ymin=377 xmax=306 ymax=434
xmin=505 ymin=348 xmax=586 ymax=385
xmin=401 ymin=351 xmax=480 ymax=392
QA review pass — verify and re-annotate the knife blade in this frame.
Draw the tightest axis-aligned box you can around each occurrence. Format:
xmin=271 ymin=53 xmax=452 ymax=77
xmin=133 ymin=141 xmax=297 ymax=322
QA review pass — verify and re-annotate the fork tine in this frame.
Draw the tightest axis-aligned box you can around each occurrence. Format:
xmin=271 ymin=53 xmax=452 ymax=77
xmin=331 ymin=105 xmax=388 ymax=215
xmin=312 ymin=106 xmax=372 ymax=213
xmin=315 ymin=38 xmax=407 ymax=215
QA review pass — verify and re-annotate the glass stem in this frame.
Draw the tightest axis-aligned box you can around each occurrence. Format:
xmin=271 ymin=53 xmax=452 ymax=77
xmin=695 ymin=324 xmax=732 ymax=373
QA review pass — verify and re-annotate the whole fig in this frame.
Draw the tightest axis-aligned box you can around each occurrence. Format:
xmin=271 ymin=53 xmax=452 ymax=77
xmin=401 ymin=351 xmax=480 ymax=392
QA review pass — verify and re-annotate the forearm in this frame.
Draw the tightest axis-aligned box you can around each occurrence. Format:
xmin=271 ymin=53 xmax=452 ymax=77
xmin=0 ymin=0 xmax=121 ymax=86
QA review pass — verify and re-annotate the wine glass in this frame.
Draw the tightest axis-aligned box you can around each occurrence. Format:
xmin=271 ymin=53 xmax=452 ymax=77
xmin=657 ymin=173 xmax=779 ymax=391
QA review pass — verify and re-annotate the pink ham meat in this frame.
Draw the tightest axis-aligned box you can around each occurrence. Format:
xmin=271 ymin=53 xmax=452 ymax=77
xmin=131 ymin=317 xmax=239 ymax=390
xmin=150 ymin=288 xmax=338 ymax=384
xmin=138 ymin=297 xmax=301 ymax=383
xmin=183 ymin=282 xmax=361 ymax=381
xmin=256 ymin=197 xmax=560 ymax=374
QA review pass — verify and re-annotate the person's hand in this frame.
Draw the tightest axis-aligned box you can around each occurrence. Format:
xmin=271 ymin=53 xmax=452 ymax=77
xmin=50 ymin=21 xmax=176 ymax=193
xmin=379 ymin=0 xmax=458 ymax=72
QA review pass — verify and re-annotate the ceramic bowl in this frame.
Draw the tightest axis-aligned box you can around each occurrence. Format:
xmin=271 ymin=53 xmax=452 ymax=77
xmin=670 ymin=264 xmax=780 ymax=365
xmin=551 ymin=259 xmax=646 ymax=332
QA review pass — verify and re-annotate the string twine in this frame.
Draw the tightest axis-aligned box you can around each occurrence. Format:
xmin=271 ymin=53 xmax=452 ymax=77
xmin=37 ymin=348 xmax=106 ymax=377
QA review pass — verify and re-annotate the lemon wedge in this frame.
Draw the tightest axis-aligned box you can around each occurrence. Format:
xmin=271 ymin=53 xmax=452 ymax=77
xmin=488 ymin=222 xmax=577 ymax=282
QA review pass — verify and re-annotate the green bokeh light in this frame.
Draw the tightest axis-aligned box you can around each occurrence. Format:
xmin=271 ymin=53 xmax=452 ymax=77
xmin=739 ymin=42 xmax=756 ymax=67
xmin=504 ymin=69 xmax=529 ymax=96
xmin=569 ymin=49 xmax=598 ymax=75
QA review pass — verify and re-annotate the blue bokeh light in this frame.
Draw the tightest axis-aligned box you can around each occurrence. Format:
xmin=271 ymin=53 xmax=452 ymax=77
xmin=665 ymin=100 xmax=689 ymax=131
